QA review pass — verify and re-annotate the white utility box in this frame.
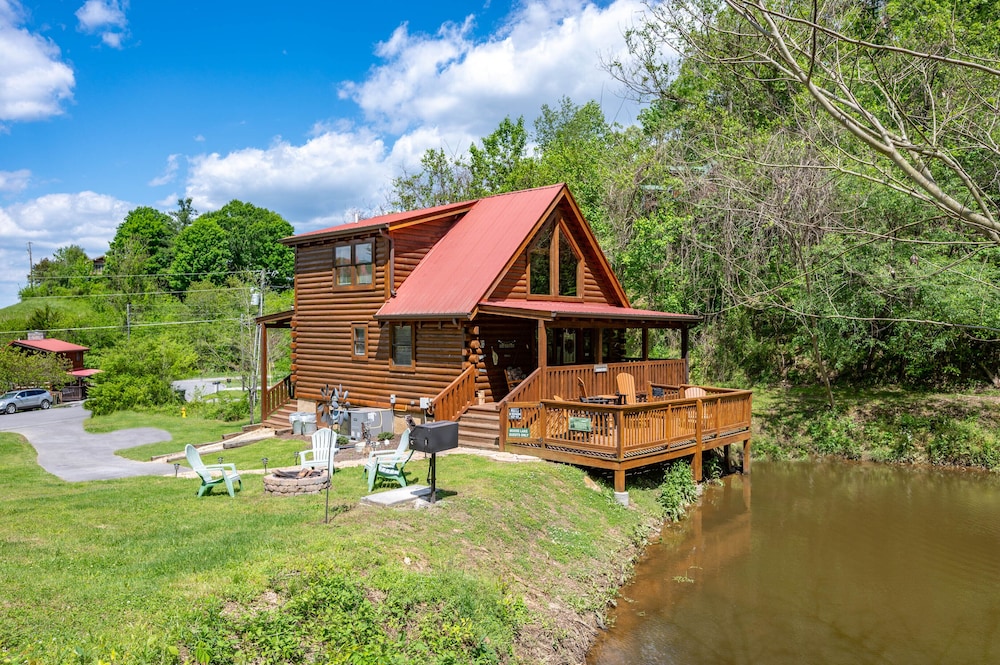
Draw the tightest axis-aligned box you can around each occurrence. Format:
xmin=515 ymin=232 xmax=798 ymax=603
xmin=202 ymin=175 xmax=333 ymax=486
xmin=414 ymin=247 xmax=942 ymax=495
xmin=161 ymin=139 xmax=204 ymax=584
xmin=347 ymin=408 xmax=393 ymax=441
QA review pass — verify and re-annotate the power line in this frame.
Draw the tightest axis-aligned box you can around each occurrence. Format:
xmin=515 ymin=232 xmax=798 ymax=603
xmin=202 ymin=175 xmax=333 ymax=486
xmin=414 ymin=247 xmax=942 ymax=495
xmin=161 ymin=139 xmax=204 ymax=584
xmin=0 ymin=317 xmax=246 ymax=337
xmin=20 ymin=286 xmax=253 ymax=300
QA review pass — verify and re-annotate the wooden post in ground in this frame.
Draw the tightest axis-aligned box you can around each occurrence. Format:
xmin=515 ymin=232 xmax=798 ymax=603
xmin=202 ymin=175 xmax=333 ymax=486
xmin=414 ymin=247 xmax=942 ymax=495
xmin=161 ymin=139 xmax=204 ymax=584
xmin=693 ymin=399 xmax=703 ymax=481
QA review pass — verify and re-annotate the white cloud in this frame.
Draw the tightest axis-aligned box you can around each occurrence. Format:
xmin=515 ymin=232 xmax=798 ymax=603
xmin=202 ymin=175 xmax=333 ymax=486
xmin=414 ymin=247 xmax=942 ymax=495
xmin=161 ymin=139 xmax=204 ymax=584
xmin=0 ymin=0 xmax=75 ymax=122
xmin=185 ymin=129 xmax=393 ymax=230
xmin=340 ymin=0 xmax=645 ymax=136
xmin=75 ymin=0 xmax=129 ymax=49
xmin=0 ymin=191 xmax=130 ymax=302
xmin=148 ymin=154 xmax=180 ymax=187
xmin=0 ymin=168 xmax=30 ymax=193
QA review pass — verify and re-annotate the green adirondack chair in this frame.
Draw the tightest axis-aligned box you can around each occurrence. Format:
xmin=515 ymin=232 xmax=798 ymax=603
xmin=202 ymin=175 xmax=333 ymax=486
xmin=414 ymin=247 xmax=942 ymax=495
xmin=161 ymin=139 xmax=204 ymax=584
xmin=185 ymin=444 xmax=242 ymax=497
xmin=364 ymin=428 xmax=413 ymax=492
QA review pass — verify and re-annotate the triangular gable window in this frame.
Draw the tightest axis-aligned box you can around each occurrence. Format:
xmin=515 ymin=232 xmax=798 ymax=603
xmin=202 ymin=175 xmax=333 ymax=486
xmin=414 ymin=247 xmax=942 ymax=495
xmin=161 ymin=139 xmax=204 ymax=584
xmin=528 ymin=218 xmax=582 ymax=298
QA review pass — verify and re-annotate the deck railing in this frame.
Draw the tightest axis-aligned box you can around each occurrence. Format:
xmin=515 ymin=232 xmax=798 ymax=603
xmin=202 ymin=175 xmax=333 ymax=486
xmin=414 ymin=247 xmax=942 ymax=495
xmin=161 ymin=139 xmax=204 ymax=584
xmin=500 ymin=386 xmax=752 ymax=473
xmin=544 ymin=359 xmax=688 ymax=400
xmin=432 ymin=365 xmax=478 ymax=421
xmin=261 ymin=374 xmax=292 ymax=421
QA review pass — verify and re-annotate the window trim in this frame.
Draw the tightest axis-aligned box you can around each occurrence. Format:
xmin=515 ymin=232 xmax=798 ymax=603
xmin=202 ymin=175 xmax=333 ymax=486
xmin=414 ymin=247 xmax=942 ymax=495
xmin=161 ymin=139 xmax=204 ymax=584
xmin=351 ymin=323 xmax=368 ymax=360
xmin=389 ymin=322 xmax=416 ymax=370
xmin=332 ymin=239 xmax=376 ymax=291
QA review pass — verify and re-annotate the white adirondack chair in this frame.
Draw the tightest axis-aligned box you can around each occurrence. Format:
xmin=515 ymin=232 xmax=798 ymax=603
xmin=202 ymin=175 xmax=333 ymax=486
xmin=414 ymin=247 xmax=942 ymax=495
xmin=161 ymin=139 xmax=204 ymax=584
xmin=299 ymin=427 xmax=337 ymax=472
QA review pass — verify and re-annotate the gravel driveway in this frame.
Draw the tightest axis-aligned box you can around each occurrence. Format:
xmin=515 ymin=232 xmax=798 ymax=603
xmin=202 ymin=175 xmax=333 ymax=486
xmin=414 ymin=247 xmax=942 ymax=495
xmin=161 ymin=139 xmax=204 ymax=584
xmin=0 ymin=402 xmax=175 ymax=482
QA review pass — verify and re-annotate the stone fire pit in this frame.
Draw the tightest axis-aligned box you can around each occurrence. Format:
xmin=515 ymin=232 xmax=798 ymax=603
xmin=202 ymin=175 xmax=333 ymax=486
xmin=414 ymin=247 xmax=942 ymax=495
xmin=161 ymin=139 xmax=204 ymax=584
xmin=263 ymin=469 xmax=330 ymax=496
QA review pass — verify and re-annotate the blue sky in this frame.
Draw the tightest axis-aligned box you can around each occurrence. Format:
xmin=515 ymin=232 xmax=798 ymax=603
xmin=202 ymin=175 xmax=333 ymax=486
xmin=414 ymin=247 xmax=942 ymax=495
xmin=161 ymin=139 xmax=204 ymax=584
xmin=0 ymin=0 xmax=648 ymax=307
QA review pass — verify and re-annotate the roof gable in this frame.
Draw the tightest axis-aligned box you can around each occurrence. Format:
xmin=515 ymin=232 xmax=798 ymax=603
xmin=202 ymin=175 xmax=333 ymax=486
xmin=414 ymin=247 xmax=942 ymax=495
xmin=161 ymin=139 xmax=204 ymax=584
xmin=374 ymin=184 xmax=567 ymax=319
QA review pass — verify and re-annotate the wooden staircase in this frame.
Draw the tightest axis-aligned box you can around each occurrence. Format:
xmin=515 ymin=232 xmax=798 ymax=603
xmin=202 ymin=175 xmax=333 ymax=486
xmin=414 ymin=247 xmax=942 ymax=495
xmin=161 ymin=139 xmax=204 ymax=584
xmin=457 ymin=403 xmax=501 ymax=449
xmin=261 ymin=401 xmax=297 ymax=434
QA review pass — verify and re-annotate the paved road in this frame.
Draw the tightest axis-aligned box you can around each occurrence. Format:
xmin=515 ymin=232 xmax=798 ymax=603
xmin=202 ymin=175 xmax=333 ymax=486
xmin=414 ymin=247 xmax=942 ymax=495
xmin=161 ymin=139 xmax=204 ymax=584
xmin=0 ymin=402 xmax=175 ymax=482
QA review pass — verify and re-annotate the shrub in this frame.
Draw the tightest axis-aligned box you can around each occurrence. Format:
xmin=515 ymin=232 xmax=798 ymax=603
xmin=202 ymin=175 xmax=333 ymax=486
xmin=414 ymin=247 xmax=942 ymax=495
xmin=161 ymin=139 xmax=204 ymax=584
xmin=657 ymin=461 xmax=698 ymax=521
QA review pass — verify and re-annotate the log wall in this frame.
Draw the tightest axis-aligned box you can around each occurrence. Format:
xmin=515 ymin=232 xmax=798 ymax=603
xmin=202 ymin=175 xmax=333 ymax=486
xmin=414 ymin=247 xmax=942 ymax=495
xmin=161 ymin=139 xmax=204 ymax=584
xmin=292 ymin=228 xmax=466 ymax=410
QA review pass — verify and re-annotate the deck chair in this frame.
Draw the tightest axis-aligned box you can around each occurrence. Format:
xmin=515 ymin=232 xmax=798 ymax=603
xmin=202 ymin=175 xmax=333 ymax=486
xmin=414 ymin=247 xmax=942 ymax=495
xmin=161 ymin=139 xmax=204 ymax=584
xmin=685 ymin=386 xmax=707 ymax=398
xmin=615 ymin=373 xmax=648 ymax=405
xmin=576 ymin=377 xmax=588 ymax=399
xmin=364 ymin=427 xmax=413 ymax=492
xmin=299 ymin=427 xmax=337 ymax=473
xmin=184 ymin=444 xmax=241 ymax=497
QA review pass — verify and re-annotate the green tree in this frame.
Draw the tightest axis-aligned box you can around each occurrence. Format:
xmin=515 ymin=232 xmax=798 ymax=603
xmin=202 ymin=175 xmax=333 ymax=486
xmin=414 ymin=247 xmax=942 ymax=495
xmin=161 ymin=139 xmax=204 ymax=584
xmin=168 ymin=197 xmax=198 ymax=232
xmin=85 ymin=337 xmax=197 ymax=415
xmin=468 ymin=116 xmax=533 ymax=196
xmin=106 ymin=206 xmax=176 ymax=278
xmin=168 ymin=217 xmax=233 ymax=291
xmin=197 ymin=200 xmax=295 ymax=286
xmin=0 ymin=348 xmax=71 ymax=391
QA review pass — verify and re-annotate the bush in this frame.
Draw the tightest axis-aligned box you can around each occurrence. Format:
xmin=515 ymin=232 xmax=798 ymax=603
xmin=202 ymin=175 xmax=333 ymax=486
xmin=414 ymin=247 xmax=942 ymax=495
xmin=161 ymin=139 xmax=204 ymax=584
xmin=85 ymin=337 xmax=196 ymax=415
xmin=184 ymin=391 xmax=250 ymax=422
xmin=657 ymin=461 xmax=698 ymax=521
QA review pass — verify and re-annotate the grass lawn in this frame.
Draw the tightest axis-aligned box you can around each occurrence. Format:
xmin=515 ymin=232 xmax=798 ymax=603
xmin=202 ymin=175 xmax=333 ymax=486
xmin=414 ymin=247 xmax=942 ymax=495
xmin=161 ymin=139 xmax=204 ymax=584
xmin=85 ymin=411 xmax=249 ymax=461
xmin=0 ymin=424 xmax=666 ymax=665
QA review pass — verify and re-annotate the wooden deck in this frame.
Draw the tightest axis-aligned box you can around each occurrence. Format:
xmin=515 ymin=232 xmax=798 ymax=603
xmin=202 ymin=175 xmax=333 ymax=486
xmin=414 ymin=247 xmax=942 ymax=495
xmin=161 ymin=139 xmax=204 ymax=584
xmin=499 ymin=383 xmax=752 ymax=492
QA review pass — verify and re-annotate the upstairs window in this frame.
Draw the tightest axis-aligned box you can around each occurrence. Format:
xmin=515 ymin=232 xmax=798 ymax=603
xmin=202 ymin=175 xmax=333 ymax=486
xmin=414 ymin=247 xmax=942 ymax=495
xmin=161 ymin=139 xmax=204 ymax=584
xmin=334 ymin=241 xmax=374 ymax=288
xmin=528 ymin=219 xmax=581 ymax=298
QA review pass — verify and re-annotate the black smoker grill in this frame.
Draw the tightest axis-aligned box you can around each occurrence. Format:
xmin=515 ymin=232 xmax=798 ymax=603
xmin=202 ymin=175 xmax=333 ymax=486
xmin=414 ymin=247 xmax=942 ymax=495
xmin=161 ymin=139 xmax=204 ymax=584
xmin=409 ymin=421 xmax=459 ymax=503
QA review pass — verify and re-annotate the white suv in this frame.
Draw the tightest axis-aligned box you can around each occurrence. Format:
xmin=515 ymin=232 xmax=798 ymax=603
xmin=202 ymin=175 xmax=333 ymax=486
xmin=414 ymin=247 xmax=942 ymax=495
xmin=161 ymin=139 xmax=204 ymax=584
xmin=0 ymin=389 xmax=53 ymax=414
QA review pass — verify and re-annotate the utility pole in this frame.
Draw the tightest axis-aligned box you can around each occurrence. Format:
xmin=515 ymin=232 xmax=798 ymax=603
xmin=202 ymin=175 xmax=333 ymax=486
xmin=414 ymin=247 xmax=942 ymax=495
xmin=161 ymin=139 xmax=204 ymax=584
xmin=248 ymin=269 xmax=266 ymax=424
xmin=27 ymin=242 xmax=33 ymax=288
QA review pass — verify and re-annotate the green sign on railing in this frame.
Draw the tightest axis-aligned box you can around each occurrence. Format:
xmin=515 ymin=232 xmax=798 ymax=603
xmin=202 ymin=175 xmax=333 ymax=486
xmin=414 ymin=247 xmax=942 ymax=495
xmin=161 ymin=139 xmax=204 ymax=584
xmin=569 ymin=417 xmax=593 ymax=433
xmin=508 ymin=427 xmax=531 ymax=438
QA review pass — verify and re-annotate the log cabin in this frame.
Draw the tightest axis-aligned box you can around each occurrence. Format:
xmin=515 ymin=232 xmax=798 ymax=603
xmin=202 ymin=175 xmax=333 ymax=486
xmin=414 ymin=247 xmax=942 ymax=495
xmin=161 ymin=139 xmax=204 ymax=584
xmin=261 ymin=183 xmax=751 ymax=497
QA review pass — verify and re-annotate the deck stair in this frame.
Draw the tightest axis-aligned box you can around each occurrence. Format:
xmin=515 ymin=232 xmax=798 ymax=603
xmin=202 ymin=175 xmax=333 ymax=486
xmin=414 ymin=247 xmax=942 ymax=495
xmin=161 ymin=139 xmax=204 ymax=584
xmin=456 ymin=403 xmax=501 ymax=449
xmin=262 ymin=401 xmax=297 ymax=434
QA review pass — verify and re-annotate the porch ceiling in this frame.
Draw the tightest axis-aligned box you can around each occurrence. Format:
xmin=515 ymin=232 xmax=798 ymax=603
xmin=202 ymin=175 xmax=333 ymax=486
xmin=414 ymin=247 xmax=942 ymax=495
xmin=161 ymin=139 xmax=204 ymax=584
xmin=476 ymin=299 xmax=702 ymax=328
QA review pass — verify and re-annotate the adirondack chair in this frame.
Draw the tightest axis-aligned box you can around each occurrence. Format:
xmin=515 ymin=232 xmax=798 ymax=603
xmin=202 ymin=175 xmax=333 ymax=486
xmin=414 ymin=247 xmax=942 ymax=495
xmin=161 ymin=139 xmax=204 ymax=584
xmin=299 ymin=427 xmax=337 ymax=472
xmin=364 ymin=427 xmax=413 ymax=492
xmin=184 ymin=444 xmax=241 ymax=497
xmin=576 ymin=377 xmax=589 ymax=399
xmin=615 ymin=372 xmax=647 ymax=405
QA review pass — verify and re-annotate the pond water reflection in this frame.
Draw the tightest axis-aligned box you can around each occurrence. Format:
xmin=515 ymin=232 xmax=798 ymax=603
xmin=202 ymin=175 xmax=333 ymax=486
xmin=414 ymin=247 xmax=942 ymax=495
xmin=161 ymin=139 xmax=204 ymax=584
xmin=588 ymin=460 xmax=1000 ymax=664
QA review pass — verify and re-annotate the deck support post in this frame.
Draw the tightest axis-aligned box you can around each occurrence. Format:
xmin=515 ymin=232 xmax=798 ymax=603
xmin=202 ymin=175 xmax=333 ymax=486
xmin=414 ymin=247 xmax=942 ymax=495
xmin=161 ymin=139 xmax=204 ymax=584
xmin=742 ymin=439 xmax=752 ymax=474
xmin=613 ymin=468 xmax=628 ymax=507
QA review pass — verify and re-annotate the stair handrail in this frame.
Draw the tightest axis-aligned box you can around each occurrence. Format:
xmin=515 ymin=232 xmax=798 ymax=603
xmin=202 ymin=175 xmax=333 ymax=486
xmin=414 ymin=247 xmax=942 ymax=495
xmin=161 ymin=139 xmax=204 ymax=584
xmin=431 ymin=365 xmax=478 ymax=421
xmin=261 ymin=374 xmax=292 ymax=422
xmin=499 ymin=366 xmax=543 ymax=405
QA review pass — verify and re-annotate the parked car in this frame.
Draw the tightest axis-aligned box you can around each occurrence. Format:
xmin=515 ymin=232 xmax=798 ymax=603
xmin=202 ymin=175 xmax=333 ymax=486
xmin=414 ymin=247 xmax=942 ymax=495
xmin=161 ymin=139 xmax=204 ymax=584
xmin=0 ymin=389 xmax=53 ymax=414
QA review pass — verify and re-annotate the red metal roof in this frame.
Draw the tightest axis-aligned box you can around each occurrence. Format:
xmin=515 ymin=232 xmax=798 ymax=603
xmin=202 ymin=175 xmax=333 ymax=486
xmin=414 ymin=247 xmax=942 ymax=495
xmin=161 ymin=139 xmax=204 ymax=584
xmin=478 ymin=299 xmax=702 ymax=325
xmin=284 ymin=199 xmax=476 ymax=244
xmin=375 ymin=184 xmax=566 ymax=319
xmin=69 ymin=368 xmax=102 ymax=377
xmin=12 ymin=339 xmax=89 ymax=353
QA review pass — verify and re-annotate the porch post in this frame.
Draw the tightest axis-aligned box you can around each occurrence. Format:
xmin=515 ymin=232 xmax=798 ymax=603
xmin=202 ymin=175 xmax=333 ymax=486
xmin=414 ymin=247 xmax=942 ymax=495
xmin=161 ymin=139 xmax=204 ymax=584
xmin=681 ymin=326 xmax=689 ymax=359
xmin=537 ymin=320 xmax=548 ymax=396
xmin=641 ymin=327 xmax=649 ymax=360
xmin=260 ymin=323 xmax=269 ymax=397
xmin=595 ymin=327 xmax=603 ymax=364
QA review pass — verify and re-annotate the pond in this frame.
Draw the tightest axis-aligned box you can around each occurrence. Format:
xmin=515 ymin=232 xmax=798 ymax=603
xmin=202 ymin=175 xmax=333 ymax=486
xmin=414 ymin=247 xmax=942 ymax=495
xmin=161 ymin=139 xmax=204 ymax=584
xmin=588 ymin=460 xmax=1000 ymax=664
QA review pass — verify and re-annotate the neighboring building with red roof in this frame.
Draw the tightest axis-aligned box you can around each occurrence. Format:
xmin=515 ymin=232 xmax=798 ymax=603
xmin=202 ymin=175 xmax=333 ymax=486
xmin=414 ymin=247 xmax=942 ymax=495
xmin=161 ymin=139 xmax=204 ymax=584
xmin=268 ymin=183 xmax=703 ymax=434
xmin=10 ymin=337 xmax=101 ymax=401
xmin=11 ymin=338 xmax=89 ymax=372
